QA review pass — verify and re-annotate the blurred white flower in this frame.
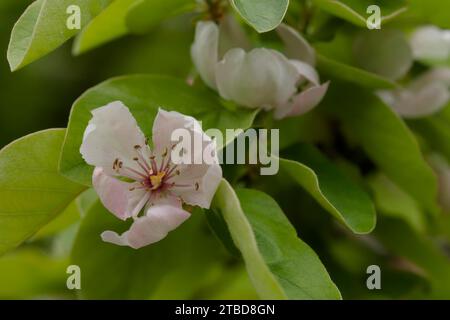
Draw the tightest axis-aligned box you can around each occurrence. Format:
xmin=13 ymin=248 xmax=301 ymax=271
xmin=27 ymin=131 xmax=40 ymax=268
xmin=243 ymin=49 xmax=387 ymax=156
xmin=80 ymin=101 xmax=222 ymax=249
xmin=410 ymin=26 xmax=450 ymax=64
xmin=191 ymin=19 xmax=329 ymax=119
xmin=378 ymin=68 xmax=450 ymax=118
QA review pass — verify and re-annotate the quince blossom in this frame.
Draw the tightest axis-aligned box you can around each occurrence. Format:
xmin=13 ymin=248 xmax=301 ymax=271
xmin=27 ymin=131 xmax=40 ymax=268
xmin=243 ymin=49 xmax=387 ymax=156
xmin=378 ymin=68 xmax=450 ymax=118
xmin=80 ymin=101 xmax=222 ymax=249
xmin=191 ymin=19 xmax=329 ymax=119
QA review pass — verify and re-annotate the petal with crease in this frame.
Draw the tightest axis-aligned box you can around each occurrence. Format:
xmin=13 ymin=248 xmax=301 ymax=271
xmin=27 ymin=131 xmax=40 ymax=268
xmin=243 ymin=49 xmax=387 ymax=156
xmin=215 ymin=48 xmax=300 ymax=109
xmin=191 ymin=21 xmax=219 ymax=89
xmin=277 ymin=23 xmax=316 ymax=66
xmin=80 ymin=101 xmax=147 ymax=176
xmin=101 ymin=205 xmax=191 ymax=249
xmin=92 ymin=167 xmax=148 ymax=220
xmin=275 ymin=82 xmax=330 ymax=119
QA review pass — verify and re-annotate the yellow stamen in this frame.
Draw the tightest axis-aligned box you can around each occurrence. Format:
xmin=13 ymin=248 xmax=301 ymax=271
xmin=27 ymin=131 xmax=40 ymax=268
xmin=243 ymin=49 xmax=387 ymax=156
xmin=150 ymin=171 xmax=166 ymax=190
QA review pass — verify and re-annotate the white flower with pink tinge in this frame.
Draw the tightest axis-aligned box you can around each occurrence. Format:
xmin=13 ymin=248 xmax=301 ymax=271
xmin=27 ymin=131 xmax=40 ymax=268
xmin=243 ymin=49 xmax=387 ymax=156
xmin=80 ymin=101 xmax=222 ymax=249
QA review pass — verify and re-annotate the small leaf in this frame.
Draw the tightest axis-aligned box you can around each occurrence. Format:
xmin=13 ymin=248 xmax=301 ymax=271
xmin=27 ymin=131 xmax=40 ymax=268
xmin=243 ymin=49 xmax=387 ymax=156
xmin=326 ymin=85 xmax=439 ymax=215
xmin=0 ymin=129 xmax=85 ymax=255
xmin=368 ymin=174 xmax=426 ymax=234
xmin=71 ymin=201 xmax=225 ymax=299
xmin=210 ymin=179 xmax=342 ymax=299
xmin=280 ymin=144 xmax=376 ymax=234
xmin=73 ymin=0 xmax=140 ymax=55
xmin=59 ymin=74 xmax=257 ymax=186
xmin=7 ymin=0 xmax=110 ymax=71
xmin=230 ymin=0 xmax=289 ymax=33
xmin=125 ymin=0 xmax=196 ymax=33
xmin=312 ymin=0 xmax=407 ymax=27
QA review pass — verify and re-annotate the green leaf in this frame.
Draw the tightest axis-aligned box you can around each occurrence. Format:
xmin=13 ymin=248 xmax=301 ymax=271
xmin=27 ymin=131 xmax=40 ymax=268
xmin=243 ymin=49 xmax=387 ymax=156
xmin=230 ymin=0 xmax=289 ymax=33
xmin=368 ymin=174 xmax=426 ymax=234
xmin=0 ymin=249 xmax=69 ymax=299
xmin=59 ymin=74 xmax=257 ymax=186
xmin=0 ymin=129 xmax=85 ymax=255
xmin=409 ymin=0 xmax=450 ymax=29
xmin=375 ymin=217 xmax=450 ymax=298
xmin=7 ymin=0 xmax=110 ymax=71
xmin=326 ymin=85 xmax=439 ymax=215
xmin=73 ymin=0 xmax=140 ymax=55
xmin=210 ymin=179 xmax=342 ymax=299
xmin=315 ymin=31 xmax=399 ymax=89
xmin=280 ymin=144 xmax=376 ymax=234
xmin=317 ymin=54 xmax=397 ymax=89
xmin=312 ymin=0 xmax=407 ymax=27
xmin=71 ymin=201 xmax=226 ymax=299
xmin=125 ymin=0 xmax=196 ymax=33
xmin=408 ymin=106 xmax=450 ymax=162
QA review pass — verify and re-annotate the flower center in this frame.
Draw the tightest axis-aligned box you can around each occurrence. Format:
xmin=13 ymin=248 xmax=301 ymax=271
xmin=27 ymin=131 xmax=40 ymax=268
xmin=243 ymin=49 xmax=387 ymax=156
xmin=149 ymin=171 xmax=166 ymax=190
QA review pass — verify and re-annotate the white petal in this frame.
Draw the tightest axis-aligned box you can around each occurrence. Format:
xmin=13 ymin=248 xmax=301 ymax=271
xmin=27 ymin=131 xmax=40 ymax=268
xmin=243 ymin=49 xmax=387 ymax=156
xmin=277 ymin=23 xmax=316 ymax=66
xmin=275 ymin=82 xmax=330 ymax=119
xmin=101 ymin=205 xmax=191 ymax=249
xmin=92 ymin=167 xmax=148 ymax=220
xmin=215 ymin=48 xmax=300 ymax=109
xmin=289 ymin=60 xmax=320 ymax=85
xmin=152 ymin=108 xmax=203 ymax=153
xmin=171 ymin=161 xmax=222 ymax=209
xmin=410 ymin=26 xmax=450 ymax=62
xmin=80 ymin=101 xmax=148 ymax=176
xmin=191 ymin=21 xmax=219 ymax=89
xmin=378 ymin=68 xmax=450 ymax=118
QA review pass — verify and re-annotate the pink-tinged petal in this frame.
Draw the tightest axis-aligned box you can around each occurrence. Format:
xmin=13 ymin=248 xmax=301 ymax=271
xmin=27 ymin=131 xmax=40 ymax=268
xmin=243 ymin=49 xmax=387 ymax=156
xmin=289 ymin=60 xmax=320 ymax=85
xmin=275 ymin=82 xmax=330 ymax=119
xmin=378 ymin=68 xmax=450 ymax=118
xmin=80 ymin=101 xmax=148 ymax=176
xmin=215 ymin=48 xmax=300 ymax=109
xmin=101 ymin=205 xmax=191 ymax=249
xmin=171 ymin=161 xmax=222 ymax=209
xmin=152 ymin=108 xmax=203 ymax=153
xmin=93 ymin=167 xmax=148 ymax=220
xmin=191 ymin=21 xmax=219 ymax=89
xmin=277 ymin=23 xmax=316 ymax=66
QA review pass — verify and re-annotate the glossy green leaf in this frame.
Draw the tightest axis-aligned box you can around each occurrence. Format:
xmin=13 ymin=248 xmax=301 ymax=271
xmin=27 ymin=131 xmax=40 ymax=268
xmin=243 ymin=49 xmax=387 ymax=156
xmin=125 ymin=0 xmax=196 ymax=33
xmin=59 ymin=74 xmax=257 ymax=186
xmin=280 ymin=144 xmax=376 ymax=234
xmin=73 ymin=0 xmax=139 ymax=55
xmin=230 ymin=0 xmax=289 ymax=33
xmin=312 ymin=0 xmax=407 ymax=27
xmin=326 ymin=85 xmax=439 ymax=215
xmin=0 ymin=129 xmax=85 ymax=255
xmin=71 ymin=201 xmax=225 ymax=299
xmin=7 ymin=0 xmax=110 ymax=71
xmin=210 ymin=179 xmax=341 ymax=299
xmin=368 ymin=174 xmax=425 ymax=234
